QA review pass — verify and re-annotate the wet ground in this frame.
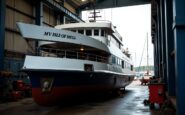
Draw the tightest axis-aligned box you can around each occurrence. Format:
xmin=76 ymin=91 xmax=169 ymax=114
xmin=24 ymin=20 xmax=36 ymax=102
xmin=0 ymin=80 xmax=175 ymax=115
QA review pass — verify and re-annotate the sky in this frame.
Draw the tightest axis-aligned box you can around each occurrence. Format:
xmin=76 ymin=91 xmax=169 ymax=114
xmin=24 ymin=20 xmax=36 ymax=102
xmin=82 ymin=4 xmax=153 ymax=67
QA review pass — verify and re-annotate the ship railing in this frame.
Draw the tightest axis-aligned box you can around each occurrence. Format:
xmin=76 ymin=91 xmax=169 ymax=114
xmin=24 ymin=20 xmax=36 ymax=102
xmin=36 ymin=47 xmax=108 ymax=63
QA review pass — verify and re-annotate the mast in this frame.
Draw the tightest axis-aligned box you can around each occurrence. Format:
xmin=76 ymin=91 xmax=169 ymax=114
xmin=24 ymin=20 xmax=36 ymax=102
xmin=138 ymin=33 xmax=150 ymax=75
xmin=93 ymin=2 xmax=96 ymax=22
xmin=146 ymin=33 xmax=149 ymax=75
xmin=88 ymin=1 xmax=102 ymax=22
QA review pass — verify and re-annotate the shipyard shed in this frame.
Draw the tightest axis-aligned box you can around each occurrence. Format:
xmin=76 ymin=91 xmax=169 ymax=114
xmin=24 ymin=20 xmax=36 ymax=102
xmin=1 ymin=0 xmax=83 ymax=74
xmin=0 ymin=0 xmax=185 ymax=115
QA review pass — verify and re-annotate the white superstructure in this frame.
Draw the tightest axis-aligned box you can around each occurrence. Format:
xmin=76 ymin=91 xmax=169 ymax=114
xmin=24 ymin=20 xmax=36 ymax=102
xmin=17 ymin=22 xmax=134 ymax=76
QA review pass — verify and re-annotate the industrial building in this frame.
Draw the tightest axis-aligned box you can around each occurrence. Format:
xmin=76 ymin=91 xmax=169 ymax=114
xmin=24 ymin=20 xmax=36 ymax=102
xmin=0 ymin=0 xmax=185 ymax=115
xmin=0 ymin=0 xmax=85 ymax=74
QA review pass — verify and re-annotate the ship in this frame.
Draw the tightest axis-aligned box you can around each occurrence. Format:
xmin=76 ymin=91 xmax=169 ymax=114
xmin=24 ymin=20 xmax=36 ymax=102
xmin=17 ymin=21 xmax=135 ymax=106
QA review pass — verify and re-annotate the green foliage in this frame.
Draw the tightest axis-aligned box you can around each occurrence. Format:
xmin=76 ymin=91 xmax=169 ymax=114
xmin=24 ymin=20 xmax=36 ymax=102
xmin=134 ymin=65 xmax=154 ymax=72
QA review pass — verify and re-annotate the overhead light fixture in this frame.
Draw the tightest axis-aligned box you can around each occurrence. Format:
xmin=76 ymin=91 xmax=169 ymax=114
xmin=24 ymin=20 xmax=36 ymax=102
xmin=81 ymin=0 xmax=87 ymax=2
xmin=80 ymin=47 xmax=84 ymax=51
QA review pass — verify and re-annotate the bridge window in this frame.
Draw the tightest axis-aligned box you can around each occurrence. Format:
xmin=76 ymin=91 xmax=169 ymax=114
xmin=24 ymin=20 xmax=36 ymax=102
xmin=86 ymin=30 xmax=92 ymax=36
xmin=131 ymin=65 xmax=133 ymax=71
xmin=122 ymin=61 xmax=124 ymax=68
xmin=78 ymin=30 xmax=84 ymax=34
xmin=119 ymin=43 xmax=121 ymax=49
xmin=71 ymin=30 xmax=76 ymax=32
xmin=101 ymin=30 xmax=105 ymax=37
xmin=94 ymin=29 xmax=99 ymax=36
xmin=112 ymin=56 xmax=116 ymax=64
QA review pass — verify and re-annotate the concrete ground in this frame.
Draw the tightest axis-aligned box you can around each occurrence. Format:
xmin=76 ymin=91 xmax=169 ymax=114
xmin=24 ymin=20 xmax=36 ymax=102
xmin=0 ymin=80 xmax=175 ymax=115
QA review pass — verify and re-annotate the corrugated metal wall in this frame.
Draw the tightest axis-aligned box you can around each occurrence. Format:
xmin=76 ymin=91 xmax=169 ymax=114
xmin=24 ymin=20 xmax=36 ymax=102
xmin=5 ymin=0 xmax=34 ymax=55
xmin=3 ymin=0 xmax=77 ymax=73
xmin=4 ymin=0 xmax=35 ymax=72
xmin=43 ymin=5 xmax=57 ymax=27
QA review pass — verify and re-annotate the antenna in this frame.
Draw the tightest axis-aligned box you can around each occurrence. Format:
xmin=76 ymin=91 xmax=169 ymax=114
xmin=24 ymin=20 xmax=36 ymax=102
xmin=88 ymin=1 xmax=101 ymax=22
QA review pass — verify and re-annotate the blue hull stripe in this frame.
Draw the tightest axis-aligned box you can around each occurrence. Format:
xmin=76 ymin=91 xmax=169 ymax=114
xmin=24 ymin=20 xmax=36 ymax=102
xmin=27 ymin=71 xmax=132 ymax=88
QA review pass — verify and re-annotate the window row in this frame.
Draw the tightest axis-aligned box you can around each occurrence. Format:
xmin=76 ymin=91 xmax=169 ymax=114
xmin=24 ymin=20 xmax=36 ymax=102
xmin=71 ymin=29 xmax=105 ymax=37
xmin=111 ymin=55 xmax=133 ymax=70
xmin=109 ymin=36 xmax=122 ymax=49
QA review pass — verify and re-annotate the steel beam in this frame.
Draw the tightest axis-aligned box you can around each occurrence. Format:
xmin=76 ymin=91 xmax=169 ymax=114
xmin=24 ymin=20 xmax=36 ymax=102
xmin=154 ymin=33 xmax=159 ymax=77
xmin=154 ymin=28 xmax=159 ymax=77
xmin=0 ymin=0 xmax=5 ymax=71
xmin=42 ymin=0 xmax=84 ymax=22
xmin=60 ymin=13 xmax=64 ymax=24
xmin=173 ymin=0 xmax=185 ymax=114
xmin=35 ymin=0 xmax=43 ymax=26
xmin=164 ymin=0 xmax=175 ymax=96
xmin=35 ymin=0 xmax=43 ymax=51
xmin=156 ymin=1 xmax=162 ymax=78
xmin=160 ymin=0 xmax=167 ymax=83
xmin=82 ymin=0 xmax=150 ymax=10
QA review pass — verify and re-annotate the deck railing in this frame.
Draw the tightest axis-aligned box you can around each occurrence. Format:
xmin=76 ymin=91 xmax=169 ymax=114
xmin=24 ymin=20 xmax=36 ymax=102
xmin=36 ymin=47 xmax=108 ymax=63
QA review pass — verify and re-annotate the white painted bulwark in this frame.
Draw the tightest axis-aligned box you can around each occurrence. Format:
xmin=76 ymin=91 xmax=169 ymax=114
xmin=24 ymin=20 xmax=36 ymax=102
xmin=17 ymin=22 xmax=109 ymax=53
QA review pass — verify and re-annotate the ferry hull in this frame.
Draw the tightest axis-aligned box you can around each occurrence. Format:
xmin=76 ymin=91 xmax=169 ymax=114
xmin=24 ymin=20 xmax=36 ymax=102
xmin=27 ymin=70 xmax=134 ymax=106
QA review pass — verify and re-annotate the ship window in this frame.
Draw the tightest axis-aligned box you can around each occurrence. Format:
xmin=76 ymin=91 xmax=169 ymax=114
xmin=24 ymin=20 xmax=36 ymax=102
xmin=122 ymin=61 xmax=124 ymax=68
xmin=94 ymin=29 xmax=99 ymax=36
xmin=131 ymin=65 xmax=133 ymax=71
xmin=71 ymin=30 xmax=76 ymax=32
xmin=86 ymin=30 xmax=92 ymax=36
xmin=101 ymin=30 xmax=105 ymax=36
xmin=78 ymin=30 xmax=84 ymax=34
xmin=119 ymin=43 xmax=121 ymax=49
xmin=84 ymin=64 xmax=94 ymax=72
xmin=112 ymin=56 xmax=116 ymax=64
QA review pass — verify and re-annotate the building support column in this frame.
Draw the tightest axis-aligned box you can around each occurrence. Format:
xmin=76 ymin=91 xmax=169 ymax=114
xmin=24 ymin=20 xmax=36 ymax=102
xmin=0 ymin=0 xmax=5 ymax=71
xmin=35 ymin=0 xmax=43 ymax=50
xmin=164 ymin=0 xmax=175 ymax=96
xmin=60 ymin=13 xmax=64 ymax=24
xmin=156 ymin=1 xmax=162 ymax=78
xmin=160 ymin=0 xmax=167 ymax=83
xmin=154 ymin=37 xmax=158 ymax=77
xmin=35 ymin=0 xmax=43 ymax=26
xmin=173 ymin=0 xmax=185 ymax=114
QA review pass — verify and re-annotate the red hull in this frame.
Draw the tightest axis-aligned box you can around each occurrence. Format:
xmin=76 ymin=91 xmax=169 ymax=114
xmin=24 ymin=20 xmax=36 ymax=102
xmin=32 ymin=85 xmax=113 ymax=106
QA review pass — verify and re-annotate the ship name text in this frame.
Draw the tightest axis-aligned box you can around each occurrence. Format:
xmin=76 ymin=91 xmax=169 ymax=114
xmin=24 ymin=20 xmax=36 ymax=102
xmin=44 ymin=32 xmax=76 ymax=40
